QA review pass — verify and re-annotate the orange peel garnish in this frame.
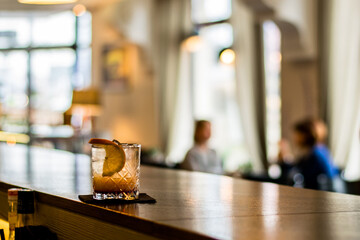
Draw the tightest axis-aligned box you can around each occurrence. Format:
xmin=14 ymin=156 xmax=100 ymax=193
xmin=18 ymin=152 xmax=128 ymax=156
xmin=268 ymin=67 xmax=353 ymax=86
xmin=89 ymin=138 xmax=126 ymax=176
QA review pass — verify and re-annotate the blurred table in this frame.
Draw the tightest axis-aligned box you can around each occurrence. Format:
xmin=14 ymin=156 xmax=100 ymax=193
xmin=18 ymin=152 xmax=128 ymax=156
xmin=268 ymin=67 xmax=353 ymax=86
xmin=31 ymin=125 xmax=90 ymax=153
xmin=0 ymin=144 xmax=360 ymax=240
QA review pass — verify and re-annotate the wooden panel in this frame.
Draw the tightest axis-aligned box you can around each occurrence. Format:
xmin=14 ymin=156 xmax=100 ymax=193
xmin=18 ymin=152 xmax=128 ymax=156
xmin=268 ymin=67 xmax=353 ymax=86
xmin=0 ymin=191 xmax=158 ymax=240
xmin=36 ymin=203 xmax=159 ymax=240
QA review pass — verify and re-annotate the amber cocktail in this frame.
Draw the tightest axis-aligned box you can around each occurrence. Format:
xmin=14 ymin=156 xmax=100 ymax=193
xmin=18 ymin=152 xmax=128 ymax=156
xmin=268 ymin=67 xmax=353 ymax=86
xmin=90 ymin=139 xmax=140 ymax=200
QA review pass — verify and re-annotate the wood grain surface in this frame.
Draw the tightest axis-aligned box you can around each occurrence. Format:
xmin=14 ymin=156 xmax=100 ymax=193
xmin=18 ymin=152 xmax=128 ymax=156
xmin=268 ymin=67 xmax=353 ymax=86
xmin=0 ymin=144 xmax=359 ymax=240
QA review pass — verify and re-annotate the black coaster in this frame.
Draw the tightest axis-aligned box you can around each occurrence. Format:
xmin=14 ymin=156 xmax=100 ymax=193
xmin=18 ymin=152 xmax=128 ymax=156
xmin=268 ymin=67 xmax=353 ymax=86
xmin=79 ymin=193 xmax=156 ymax=204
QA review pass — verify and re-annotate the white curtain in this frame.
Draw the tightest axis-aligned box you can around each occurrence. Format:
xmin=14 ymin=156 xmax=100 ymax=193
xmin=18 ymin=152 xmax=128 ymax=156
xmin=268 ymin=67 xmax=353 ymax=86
xmin=153 ymin=0 xmax=193 ymax=163
xmin=232 ymin=1 xmax=267 ymax=173
xmin=327 ymin=0 xmax=360 ymax=179
xmin=166 ymin=47 xmax=194 ymax=163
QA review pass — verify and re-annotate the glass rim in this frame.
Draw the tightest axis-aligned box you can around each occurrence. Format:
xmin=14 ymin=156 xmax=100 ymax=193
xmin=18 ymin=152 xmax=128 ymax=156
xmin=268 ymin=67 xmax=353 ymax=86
xmin=91 ymin=143 xmax=141 ymax=148
xmin=119 ymin=143 xmax=141 ymax=148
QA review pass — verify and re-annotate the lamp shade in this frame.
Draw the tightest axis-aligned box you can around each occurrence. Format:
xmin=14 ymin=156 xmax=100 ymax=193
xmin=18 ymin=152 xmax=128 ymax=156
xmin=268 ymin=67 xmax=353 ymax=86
xmin=18 ymin=0 xmax=78 ymax=4
xmin=67 ymin=89 xmax=102 ymax=117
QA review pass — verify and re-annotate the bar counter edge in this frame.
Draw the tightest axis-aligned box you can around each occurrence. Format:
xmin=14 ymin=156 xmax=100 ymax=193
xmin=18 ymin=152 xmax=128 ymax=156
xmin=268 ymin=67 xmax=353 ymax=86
xmin=0 ymin=181 xmax=213 ymax=240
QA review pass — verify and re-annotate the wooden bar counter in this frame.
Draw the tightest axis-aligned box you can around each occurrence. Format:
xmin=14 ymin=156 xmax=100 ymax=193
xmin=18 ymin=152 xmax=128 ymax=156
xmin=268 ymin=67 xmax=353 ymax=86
xmin=0 ymin=144 xmax=360 ymax=240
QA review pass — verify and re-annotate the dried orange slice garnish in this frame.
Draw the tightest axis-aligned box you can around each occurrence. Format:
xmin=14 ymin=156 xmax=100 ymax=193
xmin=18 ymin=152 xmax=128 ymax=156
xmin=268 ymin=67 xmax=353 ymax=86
xmin=89 ymin=138 xmax=126 ymax=176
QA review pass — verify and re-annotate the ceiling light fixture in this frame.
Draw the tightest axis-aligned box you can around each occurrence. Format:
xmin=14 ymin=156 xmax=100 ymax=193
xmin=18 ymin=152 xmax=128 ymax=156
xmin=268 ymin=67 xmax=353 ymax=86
xmin=183 ymin=34 xmax=203 ymax=52
xmin=73 ymin=4 xmax=86 ymax=16
xmin=219 ymin=48 xmax=236 ymax=65
xmin=18 ymin=0 xmax=78 ymax=5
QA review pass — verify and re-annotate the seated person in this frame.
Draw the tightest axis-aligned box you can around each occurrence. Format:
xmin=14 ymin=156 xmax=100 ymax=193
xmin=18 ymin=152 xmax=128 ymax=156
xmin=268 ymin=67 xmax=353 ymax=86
xmin=312 ymin=119 xmax=339 ymax=176
xmin=181 ymin=120 xmax=222 ymax=174
xmin=278 ymin=118 xmax=338 ymax=190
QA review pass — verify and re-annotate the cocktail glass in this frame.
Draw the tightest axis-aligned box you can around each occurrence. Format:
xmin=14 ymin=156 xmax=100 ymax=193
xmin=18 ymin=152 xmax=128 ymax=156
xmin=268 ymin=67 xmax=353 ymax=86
xmin=91 ymin=143 xmax=141 ymax=200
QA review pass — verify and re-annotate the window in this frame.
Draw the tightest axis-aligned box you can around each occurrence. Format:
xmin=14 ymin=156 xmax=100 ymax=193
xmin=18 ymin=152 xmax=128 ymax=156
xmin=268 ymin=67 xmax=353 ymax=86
xmin=31 ymin=49 xmax=75 ymax=112
xmin=32 ymin=12 xmax=76 ymax=47
xmin=191 ymin=0 xmax=232 ymax=24
xmin=189 ymin=0 xmax=250 ymax=172
xmin=0 ymin=11 xmax=92 ymax=139
xmin=263 ymin=21 xmax=282 ymax=161
xmin=0 ymin=50 xmax=28 ymax=133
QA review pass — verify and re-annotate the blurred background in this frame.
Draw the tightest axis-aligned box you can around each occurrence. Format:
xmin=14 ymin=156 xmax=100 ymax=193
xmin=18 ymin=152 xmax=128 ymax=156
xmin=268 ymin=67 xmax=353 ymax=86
xmin=0 ymin=0 xmax=359 ymax=189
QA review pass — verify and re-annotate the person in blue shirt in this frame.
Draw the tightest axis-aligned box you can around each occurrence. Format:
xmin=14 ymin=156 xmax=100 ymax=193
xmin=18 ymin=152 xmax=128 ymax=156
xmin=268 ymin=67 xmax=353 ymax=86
xmin=278 ymin=119 xmax=338 ymax=190
xmin=313 ymin=119 xmax=340 ymax=177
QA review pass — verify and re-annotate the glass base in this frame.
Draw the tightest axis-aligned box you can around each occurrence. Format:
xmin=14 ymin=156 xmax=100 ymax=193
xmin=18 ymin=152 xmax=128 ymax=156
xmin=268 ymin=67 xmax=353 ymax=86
xmin=93 ymin=190 xmax=139 ymax=200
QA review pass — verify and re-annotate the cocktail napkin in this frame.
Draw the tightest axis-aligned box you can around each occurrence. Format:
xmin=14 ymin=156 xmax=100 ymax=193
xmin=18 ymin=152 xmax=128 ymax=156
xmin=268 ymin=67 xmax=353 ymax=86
xmin=78 ymin=193 xmax=156 ymax=204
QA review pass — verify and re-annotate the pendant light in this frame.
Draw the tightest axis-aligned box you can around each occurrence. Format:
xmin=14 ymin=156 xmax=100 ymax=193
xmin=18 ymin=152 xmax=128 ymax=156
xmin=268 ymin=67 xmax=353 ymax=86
xmin=18 ymin=0 xmax=78 ymax=5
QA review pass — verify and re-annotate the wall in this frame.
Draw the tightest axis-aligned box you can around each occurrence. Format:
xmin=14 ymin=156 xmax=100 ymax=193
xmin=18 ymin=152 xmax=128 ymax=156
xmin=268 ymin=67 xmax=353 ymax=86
xmin=277 ymin=0 xmax=320 ymax=141
xmin=281 ymin=59 xmax=319 ymax=139
xmin=259 ymin=0 xmax=321 ymax=141
xmin=91 ymin=0 xmax=160 ymax=148
xmin=265 ymin=0 xmax=318 ymax=58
